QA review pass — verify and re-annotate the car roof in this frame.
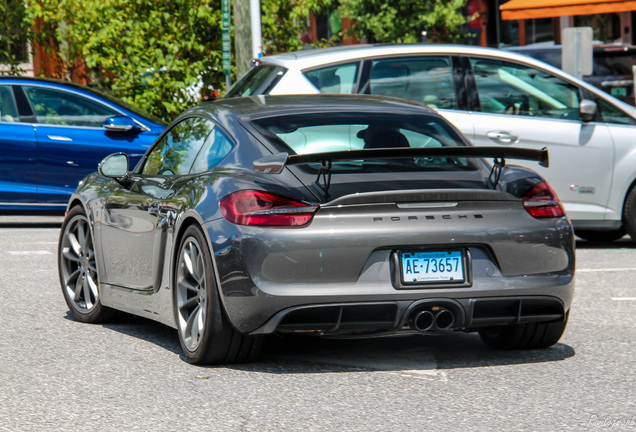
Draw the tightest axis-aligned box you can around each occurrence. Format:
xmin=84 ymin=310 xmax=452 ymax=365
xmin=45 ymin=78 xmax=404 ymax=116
xmin=253 ymin=43 xmax=636 ymax=115
xmin=256 ymin=43 xmax=566 ymax=72
xmin=186 ymin=94 xmax=439 ymax=122
xmin=509 ymin=43 xmax=636 ymax=52
xmin=0 ymin=75 xmax=167 ymax=125
xmin=0 ymin=75 xmax=108 ymax=93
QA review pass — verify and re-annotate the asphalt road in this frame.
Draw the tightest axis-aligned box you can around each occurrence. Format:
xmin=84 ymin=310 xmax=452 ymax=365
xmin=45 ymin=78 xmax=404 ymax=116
xmin=0 ymin=219 xmax=634 ymax=431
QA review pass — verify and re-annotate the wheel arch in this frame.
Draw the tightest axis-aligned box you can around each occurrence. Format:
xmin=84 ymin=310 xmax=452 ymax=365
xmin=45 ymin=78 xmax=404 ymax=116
xmin=170 ymin=213 xmax=229 ymax=316
xmin=62 ymin=194 xmax=107 ymax=287
xmin=608 ymin=148 xmax=636 ymax=225
xmin=619 ymin=176 xmax=636 ymax=240
xmin=622 ymin=177 xmax=636 ymax=219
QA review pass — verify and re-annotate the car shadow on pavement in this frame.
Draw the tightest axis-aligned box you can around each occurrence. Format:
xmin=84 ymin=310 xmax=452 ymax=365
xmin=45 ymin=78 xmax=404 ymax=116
xmin=0 ymin=215 xmax=64 ymax=227
xmin=575 ymin=237 xmax=635 ymax=249
xmin=64 ymin=312 xmax=183 ymax=356
xmin=230 ymin=332 xmax=575 ymax=374
xmin=69 ymin=312 xmax=575 ymax=372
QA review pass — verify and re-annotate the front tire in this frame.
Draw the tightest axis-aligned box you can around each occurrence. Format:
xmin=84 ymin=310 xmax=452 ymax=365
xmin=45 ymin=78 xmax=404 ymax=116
xmin=478 ymin=313 xmax=569 ymax=350
xmin=58 ymin=206 xmax=115 ymax=323
xmin=623 ymin=186 xmax=636 ymax=242
xmin=174 ymin=225 xmax=261 ymax=365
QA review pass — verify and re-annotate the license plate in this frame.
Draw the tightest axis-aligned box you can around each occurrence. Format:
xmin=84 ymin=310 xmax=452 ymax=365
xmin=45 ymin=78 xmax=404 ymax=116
xmin=611 ymin=87 xmax=627 ymax=97
xmin=400 ymin=250 xmax=465 ymax=284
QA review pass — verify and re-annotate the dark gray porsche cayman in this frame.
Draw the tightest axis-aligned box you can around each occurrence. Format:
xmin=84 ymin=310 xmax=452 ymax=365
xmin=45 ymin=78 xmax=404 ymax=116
xmin=58 ymin=95 xmax=575 ymax=364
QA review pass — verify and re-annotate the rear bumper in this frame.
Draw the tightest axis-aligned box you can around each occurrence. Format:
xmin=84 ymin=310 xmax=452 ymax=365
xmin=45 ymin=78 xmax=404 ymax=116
xmin=206 ymin=201 xmax=575 ymax=335
xmin=250 ymin=295 xmax=569 ymax=336
xmin=218 ymin=266 xmax=575 ymax=334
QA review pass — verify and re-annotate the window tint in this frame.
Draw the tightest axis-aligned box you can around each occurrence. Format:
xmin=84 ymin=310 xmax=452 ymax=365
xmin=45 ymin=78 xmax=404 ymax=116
xmin=225 ymin=65 xmax=282 ymax=97
xmin=251 ymin=113 xmax=474 ymax=172
xmin=142 ymin=117 xmax=215 ymax=176
xmin=23 ymin=86 xmax=118 ymax=127
xmin=190 ymin=127 xmax=234 ymax=173
xmin=369 ymin=57 xmax=456 ymax=109
xmin=304 ymin=62 xmax=359 ymax=94
xmin=470 ymin=58 xmax=581 ymax=119
xmin=0 ymin=86 xmax=19 ymax=122
xmin=595 ymin=97 xmax=636 ymax=125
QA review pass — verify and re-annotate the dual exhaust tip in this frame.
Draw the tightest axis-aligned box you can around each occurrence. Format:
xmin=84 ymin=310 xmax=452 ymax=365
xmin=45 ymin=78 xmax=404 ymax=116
xmin=411 ymin=308 xmax=455 ymax=332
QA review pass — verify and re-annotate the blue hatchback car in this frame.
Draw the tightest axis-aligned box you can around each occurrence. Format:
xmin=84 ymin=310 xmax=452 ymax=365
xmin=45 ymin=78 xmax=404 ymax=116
xmin=0 ymin=77 xmax=166 ymax=213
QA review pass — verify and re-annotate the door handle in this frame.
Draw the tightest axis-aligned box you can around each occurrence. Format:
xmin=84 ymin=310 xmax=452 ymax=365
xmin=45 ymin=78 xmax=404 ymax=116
xmin=148 ymin=203 xmax=177 ymax=223
xmin=47 ymin=135 xmax=73 ymax=141
xmin=148 ymin=202 xmax=161 ymax=216
xmin=486 ymin=131 xmax=518 ymax=144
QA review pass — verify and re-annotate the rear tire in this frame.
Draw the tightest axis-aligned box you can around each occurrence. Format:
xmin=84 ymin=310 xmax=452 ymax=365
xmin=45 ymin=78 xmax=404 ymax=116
xmin=478 ymin=313 xmax=569 ymax=350
xmin=174 ymin=225 xmax=262 ymax=365
xmin=575 ymin=228 xmax=626 ymax=242
xmin=58 ymin=206 xmax=115 ymax=323
xmin=623 ymin=187 xmax=636 ymax=242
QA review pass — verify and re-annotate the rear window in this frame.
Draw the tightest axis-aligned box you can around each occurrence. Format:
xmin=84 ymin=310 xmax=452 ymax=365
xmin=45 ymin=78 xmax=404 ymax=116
xmin=251 ymin=113 xmax=476 ymax=172
xmin=225 ymin=65 xmax=285 ymax=98
xmin=303 ymin=62 xmax=360 ymax=94
xmin=509 ymin=46 xmax=636 ymax=77
xmin=593 ymin=51 xmax=636 ymax=76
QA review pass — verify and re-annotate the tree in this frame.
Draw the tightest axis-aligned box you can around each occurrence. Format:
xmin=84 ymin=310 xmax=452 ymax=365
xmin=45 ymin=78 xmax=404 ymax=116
xmin=261 ymin=0 xmax=336 ymax=55
xmin=337 ymin=0 xmax=468 ymax=43
xmin=24 ymin=0 xmax=336 ymax=121
xmin=26 ymin=0 xmax=225 ymax=122
xmin=19 ymin=0 xmax=468 ymax=122
xmin=0 ymin=0 xmax=31 ymax=75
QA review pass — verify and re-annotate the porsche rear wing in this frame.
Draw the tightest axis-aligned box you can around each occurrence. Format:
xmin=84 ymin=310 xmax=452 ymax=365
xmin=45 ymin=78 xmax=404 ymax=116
xmin=253 ymin=146 xmax=549 ymax=174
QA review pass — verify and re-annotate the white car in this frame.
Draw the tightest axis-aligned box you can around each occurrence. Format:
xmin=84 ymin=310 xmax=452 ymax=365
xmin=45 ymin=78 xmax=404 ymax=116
xmin=226 ymin=44 xmax=636 ymax=242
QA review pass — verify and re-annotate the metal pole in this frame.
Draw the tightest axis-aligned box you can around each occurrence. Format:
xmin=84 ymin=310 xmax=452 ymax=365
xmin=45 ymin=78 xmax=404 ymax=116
xmin=250 ymin=0 xmax=262 ymax=59
xmin=495 ymin=0 xmax=501 ymax=47
xmin=574 ymin=29 xmax=581 ymax=79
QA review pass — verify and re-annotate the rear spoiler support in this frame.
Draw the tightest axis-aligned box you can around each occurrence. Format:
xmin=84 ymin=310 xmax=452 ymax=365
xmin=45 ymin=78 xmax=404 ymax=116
xmin=253 ymin=146 xmax=549 ymax=195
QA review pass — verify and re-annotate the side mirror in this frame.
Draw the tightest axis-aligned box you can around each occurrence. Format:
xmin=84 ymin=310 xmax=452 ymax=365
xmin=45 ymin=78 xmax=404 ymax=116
xmin=98 ymin=153 xmax=129 ymax=178
xmin=103 ymin=115 xmax=142 ymax=132
xmin=579 ymin=99 xmax=597 ymax=122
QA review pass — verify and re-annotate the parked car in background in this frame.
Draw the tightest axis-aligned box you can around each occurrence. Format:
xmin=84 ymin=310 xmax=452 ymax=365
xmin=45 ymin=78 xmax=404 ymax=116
xmin=0 ymin=77 xmax=166 ymax=213
xmin=58 ymin=95 xmax=574 ymax=365
xmin=225 ymin=44 xmax=636 ymax=242
xmin=508 ymin=43 xmax=636 ymax=105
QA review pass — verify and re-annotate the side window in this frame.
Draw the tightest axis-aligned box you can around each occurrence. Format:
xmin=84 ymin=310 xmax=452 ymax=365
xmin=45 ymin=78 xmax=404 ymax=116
xmin=23 ymin=86 xmax=118 ymax=127
xmin=304 ymin=62 xmax=359 ymax=94
xmin=470 ymin=58 xmax=581 ymax=120
xmin=142 ymin=117 xmax=215 ymax=176
xmin=595 ymin=97 xmax=636 ymax=125
xmin=369 ymin=57 xmax=456 ymax=109
xmin=225 ymin=65 xmax=282 ymax=97
xmin=0 ymin=86 xmax=19 ymax=122
xmin=190 ymin=127 xmax=234 ymax=173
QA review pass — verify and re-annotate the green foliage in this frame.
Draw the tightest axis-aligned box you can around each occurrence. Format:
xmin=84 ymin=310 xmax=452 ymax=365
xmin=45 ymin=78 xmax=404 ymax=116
xmin=338 ymin=0 xmax=468 ymax=43
xmin=26 ymin=0 xmax=225 ymax=122
xmin=261 ymin=0 xmax=336 ymax=55
xmin=0 ymin=0 xmax=31 ymax=75
xmin=17 ymin=0 xmax=468 ymax=122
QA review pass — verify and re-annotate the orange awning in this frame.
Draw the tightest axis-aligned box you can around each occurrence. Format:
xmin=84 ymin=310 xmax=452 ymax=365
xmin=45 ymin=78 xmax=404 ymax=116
xmin=500 ymin=0 xmax=636 ymax=20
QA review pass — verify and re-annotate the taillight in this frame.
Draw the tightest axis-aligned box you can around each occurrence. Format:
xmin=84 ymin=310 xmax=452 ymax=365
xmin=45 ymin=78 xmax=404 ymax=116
xmin=521 ymin=181 xmax=565 ymax=218
xmin=220 ymin=190 xmax=319 ymax=227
